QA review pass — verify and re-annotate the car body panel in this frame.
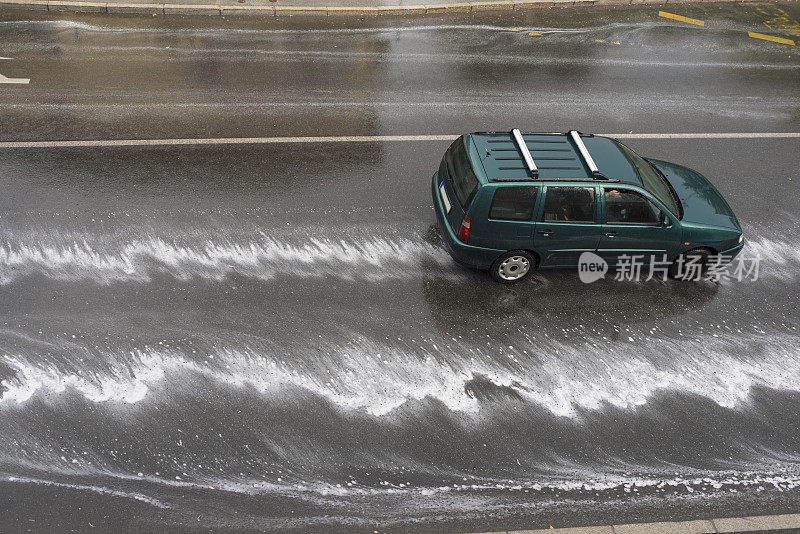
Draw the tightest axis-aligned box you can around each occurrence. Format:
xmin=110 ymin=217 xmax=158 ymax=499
xmin=534 ymin=222 xmax=603 ymax=267
xmin=533 ymin=184 xmax=602 ymax=267
xmin=467 ymin=184 xmax=539 ymax=252
xmin=468 ymin=132 xmax=641 ymax=184
xmin=647 ymin=158 xmax=741 ymax=231
xmin=431 ymin=172 xmax=504 ymax=269
xmin=597 ymin=184 xmax=683 ymax=266
xmin=596 ymin=223 xmax=683 ymax=267
xmin=721 ymin=241 xmax=745 ymax=258
xmin=437 ymin=154 xmax=468 ymax=232
xmin=680 ymin=221 xmax=743 ymax=258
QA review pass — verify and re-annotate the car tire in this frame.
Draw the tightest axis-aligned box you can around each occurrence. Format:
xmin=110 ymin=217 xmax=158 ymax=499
xmin=669 ymin=248 xmax=712 ymax=280
xmin=490 ymin=250 xmax=536 ymax=284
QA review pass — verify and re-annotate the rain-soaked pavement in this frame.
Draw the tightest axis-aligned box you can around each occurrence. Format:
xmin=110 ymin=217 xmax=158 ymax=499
xmin=0 ymin=4 xmax=799 ymax=532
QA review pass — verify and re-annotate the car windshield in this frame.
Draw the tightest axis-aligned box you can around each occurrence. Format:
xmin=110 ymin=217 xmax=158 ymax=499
xmin=616 ymin=142 xmax=681 ymax=217
xmin=445 ymin=138 xmax=479 ymax=208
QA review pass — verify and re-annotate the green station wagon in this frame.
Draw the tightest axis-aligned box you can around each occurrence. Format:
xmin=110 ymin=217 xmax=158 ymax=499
xmin=432 ymin=130 xmax=743 ymax=283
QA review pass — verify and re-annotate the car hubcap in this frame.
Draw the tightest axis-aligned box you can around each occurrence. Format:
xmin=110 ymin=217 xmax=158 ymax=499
xmin=498 ymin=256 xmax=530 ymax=280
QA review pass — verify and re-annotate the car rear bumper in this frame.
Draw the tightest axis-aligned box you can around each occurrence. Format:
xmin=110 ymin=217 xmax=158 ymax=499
xmin=431 ymin=173 xmax=503 ymax=270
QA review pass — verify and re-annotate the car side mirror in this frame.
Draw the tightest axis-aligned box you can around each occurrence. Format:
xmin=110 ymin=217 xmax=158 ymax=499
xmin=661 ymin=214 xmax=671 ymax=228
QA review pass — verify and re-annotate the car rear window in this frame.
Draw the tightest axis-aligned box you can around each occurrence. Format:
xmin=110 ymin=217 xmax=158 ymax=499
xmin=489 ymin=186 xmax=537 ymax=221
xmin=445 ymin=138 xmax=479 ymax=209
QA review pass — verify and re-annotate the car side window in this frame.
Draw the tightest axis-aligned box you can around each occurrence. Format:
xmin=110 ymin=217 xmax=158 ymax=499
xmin=489 ymin=186 xmax=537 ymax=221
xmin=541 ymin=186 xmax=596 ymax=223
xmin=604 ymin=188 xmax=663 ymax=225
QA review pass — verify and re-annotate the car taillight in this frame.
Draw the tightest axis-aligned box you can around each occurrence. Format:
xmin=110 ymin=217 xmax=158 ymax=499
xmin=457 ymin=215 xmax=471 ymax=244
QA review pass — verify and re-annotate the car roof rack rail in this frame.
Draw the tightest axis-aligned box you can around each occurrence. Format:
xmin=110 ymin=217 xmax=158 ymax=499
xmin=568 ymin=130 xmax=608 ymax=180
xmin=511 ymin=128 xmax=539 ymax=179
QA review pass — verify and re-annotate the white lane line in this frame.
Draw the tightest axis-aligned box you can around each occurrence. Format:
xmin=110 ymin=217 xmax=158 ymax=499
xmin=0 ymin=135 xmax=455 ymax=148
xmin=0 ymin=58 xmax=29 ymax=84
xmin=0 ymin=73 xmax=29 ymax=84
xmin=617 ymin=132 xmax=800 ymax=139
xmin=0 ymin=132 xmax=797 ymax=149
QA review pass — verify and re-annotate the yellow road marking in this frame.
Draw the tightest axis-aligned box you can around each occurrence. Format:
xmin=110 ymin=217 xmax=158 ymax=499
xmin=658 ymin=11 xmax=705 ymax=26
xmin=748 ymin=31 xmax=795 ymax=45
xmin=762 ymin=6 xmax=800 ymax=37
xmin=529 ymin=32 xmax=542 ymax=36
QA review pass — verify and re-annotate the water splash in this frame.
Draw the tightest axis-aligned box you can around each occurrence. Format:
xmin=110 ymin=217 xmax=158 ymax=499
xmin=5 ymin=475 xmax=169 ymax=509
xmin=0 ymin=235 xmax=455 ymax=285
xmin=0 ymin=226 xmax=798 ymax=285
xmin=2 ymin=331 xmax=799 ymax=417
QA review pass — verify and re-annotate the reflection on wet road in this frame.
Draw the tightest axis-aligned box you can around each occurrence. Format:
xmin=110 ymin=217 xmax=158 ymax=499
xmin=0 ymin=5 xmax=799 ymax=532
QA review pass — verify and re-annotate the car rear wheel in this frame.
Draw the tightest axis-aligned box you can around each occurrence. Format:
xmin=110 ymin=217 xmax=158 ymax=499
xmin=490 ymin=250 xmax=536 ymax=284
xmin=669 ymin=248 xmax=712 ymax=280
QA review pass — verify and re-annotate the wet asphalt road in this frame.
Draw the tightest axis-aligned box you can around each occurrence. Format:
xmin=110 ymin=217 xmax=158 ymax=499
xmin=1 ymin=4 xmax=800 ymax=533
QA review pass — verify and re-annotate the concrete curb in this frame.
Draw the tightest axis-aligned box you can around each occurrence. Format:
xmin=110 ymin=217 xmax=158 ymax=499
xmin=0 ymin=0 xmax=745 ymax=15
xmin=467 ymin=512 xmax=800 ymax=534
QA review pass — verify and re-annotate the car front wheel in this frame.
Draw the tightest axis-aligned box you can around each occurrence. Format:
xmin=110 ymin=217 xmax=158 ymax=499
xmin=490 ymin=250 xmax=536 ymax=284
xmin=669 ymin=248 xmax=713 ymax=280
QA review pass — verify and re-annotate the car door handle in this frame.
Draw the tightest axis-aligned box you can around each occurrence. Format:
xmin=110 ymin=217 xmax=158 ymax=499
xmin=538 ymin=229 xmax=554 ymax=236
xmin=604 ymin=232 xmax=618 ymax=237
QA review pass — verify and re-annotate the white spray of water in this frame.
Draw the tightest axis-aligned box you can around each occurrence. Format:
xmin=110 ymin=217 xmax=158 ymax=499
xmin=5 ymin=475 xmax=169 ymax=508
xmin=2 ymin=332 xmax=799 ymax=418
xmin=0 ymin=226 xmax=798 ymax=285
xmin=0 ymin=235 xmax=455 ymax=285
xmin=4 ymin=464 xmax=800 ymax=503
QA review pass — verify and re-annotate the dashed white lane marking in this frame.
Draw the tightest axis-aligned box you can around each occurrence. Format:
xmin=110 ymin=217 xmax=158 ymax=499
xmin=0 ymin=132 xmax=797 ymax=148
xmin=612 ymin=132 xmax=800 ymax=139
xmin=0 ymin=57 xmax=29 ymax=84
xmin=0 ymin=73 xmax=30 ymax=84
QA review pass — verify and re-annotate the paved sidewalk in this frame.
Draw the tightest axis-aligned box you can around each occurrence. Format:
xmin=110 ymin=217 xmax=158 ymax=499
xmin=0 ymin=0 xmax=742 ymax=16
xmin=468 ymin=512 xmax=800 ymax=533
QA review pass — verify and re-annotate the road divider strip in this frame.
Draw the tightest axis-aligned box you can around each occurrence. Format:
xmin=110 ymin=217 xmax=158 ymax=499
xmin=0 ymin=132 xmax=798 ymax=149
xmin=658 ymin=10 xmax=704 ymax=26
xmin=0 ymin=0 xmax=744 ymax=15
xmin=468 ymin=511 xmax=800 ymax=533
xmin=748 ymin=31 xmax=795 ymax=45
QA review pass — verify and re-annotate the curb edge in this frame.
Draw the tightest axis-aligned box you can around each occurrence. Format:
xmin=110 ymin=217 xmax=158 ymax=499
xmin=0 ymin=0 xmax=746 ymax=15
